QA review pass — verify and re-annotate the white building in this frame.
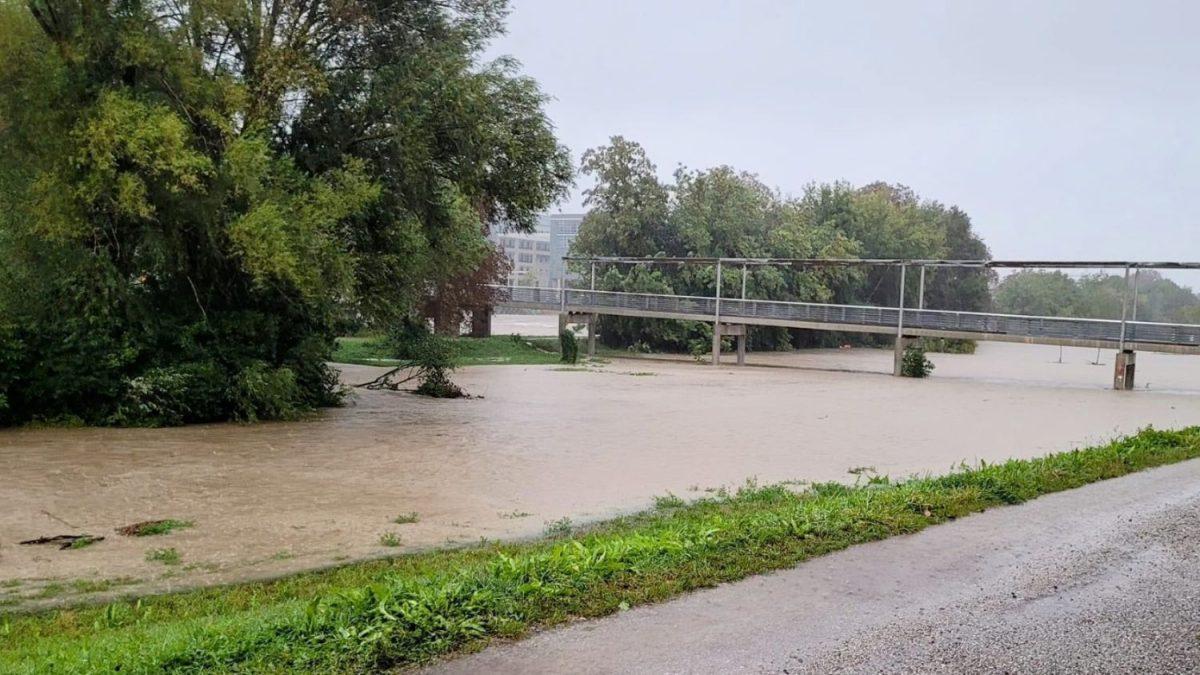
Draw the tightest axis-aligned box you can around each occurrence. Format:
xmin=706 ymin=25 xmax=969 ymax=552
xmin=492 ymin=213 xmax=584 ymax=287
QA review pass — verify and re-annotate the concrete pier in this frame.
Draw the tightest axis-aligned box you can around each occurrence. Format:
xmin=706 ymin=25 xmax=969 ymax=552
xmin=893 ymin=336 xmax=912 ymax=377
xmin=1114 ymin=350 xmax=1136 ymax=390
xmin=711 ymin=322 xmax=723 ymax=366
xmin=712 ymin=324 xmax=747 ymax=366
xmin=588 ymin=314 xmax=598 ymax=357
xmin=469 ymin=306 xmax=493 ymax=338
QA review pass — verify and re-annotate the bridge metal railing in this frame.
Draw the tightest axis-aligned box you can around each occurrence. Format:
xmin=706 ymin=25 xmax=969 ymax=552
xmin=489 ymin=285 xmax=1200 ymax=348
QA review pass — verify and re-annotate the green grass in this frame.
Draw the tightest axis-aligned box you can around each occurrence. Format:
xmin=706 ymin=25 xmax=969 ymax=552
xmin=144 ymin=548 xmax=180 ymax=566
xmin=332 ymin=335 xmax=562 ymax=367
xmin=118 ymin=520 xmax=193 ymax=537
xmin=70 ymin=578 xmax=139 ymax=595
xmin=392 ymin=512 xmax=420 ymax=525
xmin=2 ymin=427 xmax=1198 ymax=674
xmin=378 ymin=532 xmax=402 ymax=548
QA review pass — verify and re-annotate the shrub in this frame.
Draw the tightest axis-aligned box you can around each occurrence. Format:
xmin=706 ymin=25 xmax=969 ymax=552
xmin=900 ymin=344 xmax=935 ymax=378
xmin=921 ymin=337 xmax=976 ymax=354
xmin=229 ymin=362 xmax=304 ymax=421
xmin=559 ymin=330 xmax=578 ymax=364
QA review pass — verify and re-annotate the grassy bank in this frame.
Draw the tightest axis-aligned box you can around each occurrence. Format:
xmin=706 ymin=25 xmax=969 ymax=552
xmin=3 ymin=428 xmax=1198 ymax=673
xmin=332 ymin=335 xmax=562 ymax=367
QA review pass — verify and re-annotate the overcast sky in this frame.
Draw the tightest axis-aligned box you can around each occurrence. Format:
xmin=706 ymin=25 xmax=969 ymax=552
xmin=486 ymin=0 xmax=1199 ymax=264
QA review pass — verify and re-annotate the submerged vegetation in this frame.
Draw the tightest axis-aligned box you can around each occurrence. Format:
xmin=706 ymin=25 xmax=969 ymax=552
xmin=559 ymin=330 xmax=580 ymax=364
xmin=900 ymin=344 xmax=936 ymax=378
xmin=3 ymin=427 xmax=1198 ymax=673
xmin=333 ymin=335 xmax=560 ymax=368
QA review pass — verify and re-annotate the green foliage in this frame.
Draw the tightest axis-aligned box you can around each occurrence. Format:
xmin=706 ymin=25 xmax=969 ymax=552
xmin=334 ymin=335 xmax=560 ymax=367
xmin=145 ymin=548 xmax=180 ymax=566
xmin=571 ymin=139 xmax=992 ymax=352
xmin=920 ymin=338 xmax=976 ymax=354
xmin=387 ymin=318 xmax=466 ymax=398
xmin=543 ymin=517 xmax=574 ymax=538
xmin=994 ymin=269 xmax=1200 ymax=322
xmin=0 ymin=0 xmax=569 ymax=426
xmin=412 ymin=337 xmax=465 ymax=399
xmin=120 ymin=520 xmax=194 ymax=537
xmin=3 ymin=428 xmax=1198 ymax=673
xmin=559 ymin=330 xmax=579 ymax=364
xmin=900 ymin=344 xmax=935 ymax=378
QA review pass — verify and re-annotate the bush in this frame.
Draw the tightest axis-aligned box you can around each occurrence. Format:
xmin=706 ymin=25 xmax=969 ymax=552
xmin=921 ymin=337 xmax=976 ymax=354
xmin=412 ymin=337 xmax=465 ymax=399
xmin=559 ymin=330 xmax=578 ymax=364
xmin=388 ymin=316 xmax=466 ymax=398
xmin=900 ymin=344 xmax=935 ymax=377
xmin=229 ymin=362 xmax=304 ymax=421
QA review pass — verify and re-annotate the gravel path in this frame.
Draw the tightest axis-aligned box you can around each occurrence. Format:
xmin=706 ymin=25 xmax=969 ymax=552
xmin=429 ymin=458 xmax=1200 ymax=674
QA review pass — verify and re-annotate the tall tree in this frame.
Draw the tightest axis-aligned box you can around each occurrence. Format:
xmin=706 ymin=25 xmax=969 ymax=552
xmin=571 ymin=140 xmax=992 ymax=351
xmin=0 ymin=0 xmax=570 ymax=426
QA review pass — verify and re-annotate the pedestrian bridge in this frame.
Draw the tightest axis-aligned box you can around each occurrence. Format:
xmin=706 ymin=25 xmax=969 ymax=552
xmin=491 ymin=285 xmax=1200 ymax=356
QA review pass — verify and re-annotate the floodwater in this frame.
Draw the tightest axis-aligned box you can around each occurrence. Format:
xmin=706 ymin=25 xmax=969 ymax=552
xmin=2 ymin=339 xmax=1199 ymax=606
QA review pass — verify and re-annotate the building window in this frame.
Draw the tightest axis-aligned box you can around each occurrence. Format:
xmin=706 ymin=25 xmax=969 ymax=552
xmin=518 ymin=253 xmax=533 ymax=263
xmin=536 ymin=241 xmax=550 ymax=251
xmin=519 ymin=239 xmax=533 ymax=250
xmin=504 ymin=238 xmax=516 ymax=248
xmin=537 ymin=255 xmax=550 ymax=264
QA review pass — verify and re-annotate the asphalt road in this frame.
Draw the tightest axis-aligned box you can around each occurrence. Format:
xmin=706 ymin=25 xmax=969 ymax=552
xmin=428 ymin=458 xmax=1200 ymax=674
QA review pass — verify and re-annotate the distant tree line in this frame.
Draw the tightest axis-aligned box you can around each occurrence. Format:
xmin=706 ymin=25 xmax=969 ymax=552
xmin=994 ymin=270 xmax=1200 ymax=323
xmin=570 ymin=137 xmax=993 ymax=352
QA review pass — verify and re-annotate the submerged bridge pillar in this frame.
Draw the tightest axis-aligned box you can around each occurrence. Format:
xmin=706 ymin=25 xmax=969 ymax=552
xmin=470 ymin=305 xmax=493 ymax=338
xmin=588 ymin=313 xmax=598 ymax=357
xmin=1114 ymin=350 xmax=1136 ymax=390
xmin=559 ymin=312 xmax=598 ymax=358
xmin=712 ymin=323 xmax=747 ymax=366
xmin=893 ymin=336 xmax=912 ymax=377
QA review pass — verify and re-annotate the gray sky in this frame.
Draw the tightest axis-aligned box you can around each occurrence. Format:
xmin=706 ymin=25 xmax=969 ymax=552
xmin=486 ymin=0 xmax=1199 ymax=264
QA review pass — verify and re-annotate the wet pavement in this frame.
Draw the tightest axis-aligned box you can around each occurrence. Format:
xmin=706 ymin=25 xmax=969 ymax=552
xmin=430 ymin=457 xmax=1200 ymax=674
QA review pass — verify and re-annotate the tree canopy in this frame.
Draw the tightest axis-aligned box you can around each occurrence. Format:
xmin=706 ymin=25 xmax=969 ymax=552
xmin=0 ymin=0 xmax=570 ymax=425
xmin=571 ymin=137 xmax=992 ymax=351
xmin=994 ymin=270 xmax=1200 ymax=322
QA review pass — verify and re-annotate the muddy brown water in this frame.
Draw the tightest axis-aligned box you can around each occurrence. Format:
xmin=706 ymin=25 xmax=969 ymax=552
xmin=2 ymin=341 xmax=1199 ymax=607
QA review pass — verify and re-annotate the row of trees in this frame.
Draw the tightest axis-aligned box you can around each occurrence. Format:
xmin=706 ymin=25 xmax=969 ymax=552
xmin=570 ymin=137 xmax=993 ymax=351
xmin=0 ymin=0 xmax=570 ymax=426
xmin=994 ymin=270 xmax=1200 ymax=323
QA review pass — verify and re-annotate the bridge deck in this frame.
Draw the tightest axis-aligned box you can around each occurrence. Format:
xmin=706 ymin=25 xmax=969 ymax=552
xmin=492 ymin=286 xmax=1200 ymax=355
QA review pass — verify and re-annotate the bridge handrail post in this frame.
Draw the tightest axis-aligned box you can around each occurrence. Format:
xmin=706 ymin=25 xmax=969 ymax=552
xmin=918 ymin=265 xmax=926 ymax=311
xmin=1118 ymin=265 xmax=1130 ymax=351
xmin=714 ymin=259 xmax=723 ymax=323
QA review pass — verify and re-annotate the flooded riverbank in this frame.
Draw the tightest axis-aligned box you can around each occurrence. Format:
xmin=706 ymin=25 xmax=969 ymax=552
xmin=2 ymin=341 xmax=1198 ymax=607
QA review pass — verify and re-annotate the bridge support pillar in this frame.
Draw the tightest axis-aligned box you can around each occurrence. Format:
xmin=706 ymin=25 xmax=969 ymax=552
xmin=1114 ymin=350 xmax=1136 ymax=390
xmin=893 ymin=336 xmax=912 ymax=377
xmin=557 ymin=313 xmax=568 ymax=335
xmin=469 ymin=306 xmax=493 ymax=338
xmin=587 ymin=314 xmax=598 ymax=358
xmin=711 ymin=322 xmax=723 ymax=366
xmin=712 ymin=324 xmax=747 ymax=367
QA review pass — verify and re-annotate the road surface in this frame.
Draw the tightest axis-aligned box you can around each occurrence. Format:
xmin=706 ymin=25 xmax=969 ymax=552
xmin=429 ymin=458 xmax=1200 ymax=674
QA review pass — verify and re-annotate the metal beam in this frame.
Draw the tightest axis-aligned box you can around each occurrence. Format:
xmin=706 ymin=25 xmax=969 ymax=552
xmin=562 ymin=256 xmax=1200 ymax=270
